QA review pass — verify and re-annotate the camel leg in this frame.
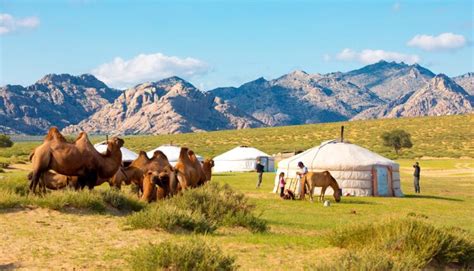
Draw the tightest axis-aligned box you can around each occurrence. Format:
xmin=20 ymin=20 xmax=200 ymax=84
xmin=30 ymin=170 xmax=42 ymax=194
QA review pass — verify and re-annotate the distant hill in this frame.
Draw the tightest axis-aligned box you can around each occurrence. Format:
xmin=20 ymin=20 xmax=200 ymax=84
xmin=0 ymin=61 xmax=472 ymax=135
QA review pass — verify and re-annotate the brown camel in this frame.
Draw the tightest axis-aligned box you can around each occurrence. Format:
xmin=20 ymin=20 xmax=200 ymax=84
xmin=201 ymin=158 xmax=214 ymax=184
xmin=188 ymin=150 xmax=206 ymax=186
xmin=141 ymin=170 xmax=171 ymax=202
xmin=27 ymin=170 xmax=77 ymax=190
xmin=301 ymin=171 xmax=342 ymax=202
xmin=175 ymin=147 xmax=201 ymax=190
xmin=129 ymin=151 xmax=177 ymax=196
xmin=29 ymin=127 xmax=124 ymax=193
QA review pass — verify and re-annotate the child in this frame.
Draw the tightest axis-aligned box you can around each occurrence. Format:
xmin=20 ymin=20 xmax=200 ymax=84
xmin=279 ymin=172 xmax=286 ymax=197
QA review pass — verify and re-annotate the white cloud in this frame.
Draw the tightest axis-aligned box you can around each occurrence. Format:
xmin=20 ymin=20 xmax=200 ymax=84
xmin=335 ymin=48 xmax=420 ymax=64
xmin=407 ymin=32 xmax=467 ymax=51
xmin=0 ymin=13 xmax=40 ymax=35
xmin=92 ymin=53 xmax=209 ymax=89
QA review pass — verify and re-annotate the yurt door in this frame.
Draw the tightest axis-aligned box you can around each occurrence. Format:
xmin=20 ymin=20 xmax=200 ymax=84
xmin=375 ymin=166 xmax=390 ymax=196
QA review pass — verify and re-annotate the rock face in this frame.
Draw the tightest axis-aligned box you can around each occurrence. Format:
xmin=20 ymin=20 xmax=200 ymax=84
xmin=62 ymin=77 xmax=263 ymax=135
xmin=0 ymin=74 xmax=120 ymax=134
xmin=353 ymin=74 xmax=473 ymax=119
xmin=453 ymin=72 xmax=474 ymax=95
xmin=1 ymin=62 xmax=472 ymax=135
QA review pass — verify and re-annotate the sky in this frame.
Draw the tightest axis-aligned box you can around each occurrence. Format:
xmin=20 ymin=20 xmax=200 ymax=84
xmin=0 ymin=0 xmax=473 ymax=90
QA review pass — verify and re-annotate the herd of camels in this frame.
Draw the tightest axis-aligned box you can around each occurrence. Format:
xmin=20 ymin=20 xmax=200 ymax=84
xmin=27 ymin=127 xmax=215 ymax=202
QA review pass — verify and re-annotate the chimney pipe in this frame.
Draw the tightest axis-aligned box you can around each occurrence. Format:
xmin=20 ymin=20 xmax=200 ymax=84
xmin=106 ymin=134 xmax=108 ymax=142
xmin=340 ymin=126 xmax=344 ymax=142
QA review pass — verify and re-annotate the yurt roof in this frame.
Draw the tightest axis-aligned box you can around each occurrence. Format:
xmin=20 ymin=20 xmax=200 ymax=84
xmin=146 ymin=145 xmax=203 ymax=162
xmin=94 ymin=142 xmax=138 ymax=162
xmin=214 ymin=146 xmax=272 ymax=161
xmin=278 ymin=140 xmax=397 ymax=171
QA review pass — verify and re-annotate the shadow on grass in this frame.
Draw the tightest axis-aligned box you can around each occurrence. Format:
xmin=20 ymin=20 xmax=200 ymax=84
xmin=338 ymin=199 xmax=378 ymax=205
xmin=0 ymin=262 xmax=17 ymax=270
xmin=404 ymin=194 xmax=463 ymax=202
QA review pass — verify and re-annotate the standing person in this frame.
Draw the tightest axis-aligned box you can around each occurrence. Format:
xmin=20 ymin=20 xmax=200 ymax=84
xmin=278 ymin=172 xmax=286 ymax=197
xmin=255 ymin=159 xmax=265 ymax=188
xmin=296 ymin=161 xmax=308 ymax=196
xmin=413 ymin=162 xmax=421 ymax=193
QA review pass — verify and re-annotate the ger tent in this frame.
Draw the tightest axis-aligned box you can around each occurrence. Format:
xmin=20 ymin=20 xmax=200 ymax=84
xmin=146 ymin=145 xmax=203 ymax=166
xmin=213 ymin=146 xmax=275 ymax=173
xmin=94 ymin=142 xmax=138 ymax=164
xmin=273 ymin=140 xmax=402 ymax=197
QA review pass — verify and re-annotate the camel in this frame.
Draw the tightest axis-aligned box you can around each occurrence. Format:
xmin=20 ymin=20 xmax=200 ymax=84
xmin=29 ymin=127 xmax=123 ymax=193
xmin=201 ymin=158 xmax=214 ymax=184
xmin=27 ymin=170 xmax=77 ymax=190
xmin=141 ymin=170 xmax=172 ymax=202
xmin=301 ymin=171 xmax=342 ymax=203
xmin=188 ymin=150 xmax=206 ymax=186
xmin=175 ymin=147 xmax=201 ymax=190
xmin=129 ymin=150 xmax=177 ymax=196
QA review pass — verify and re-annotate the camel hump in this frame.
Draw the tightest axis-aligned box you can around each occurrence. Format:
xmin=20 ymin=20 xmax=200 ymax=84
xmin=138 ymin=151 xmax=149 ymax=159
xmin=45 ymin=127 xmax=67 ymax=142
xmin=179 ymin=147 xmax=189 ymax=160
xmin=75 ymin=131 xmax=88 ymax=142
xmin=152 ymin=150 xmax=168 ymax=161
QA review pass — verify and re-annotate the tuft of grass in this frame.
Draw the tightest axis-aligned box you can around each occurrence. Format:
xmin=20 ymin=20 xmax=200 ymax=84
xmin=126 ymin=182 xmax=267 ymax=233
xmin=323 ymin=218 xmax=474 ymax=269
xmin=128 ymin=239 xmax=237 ymax=271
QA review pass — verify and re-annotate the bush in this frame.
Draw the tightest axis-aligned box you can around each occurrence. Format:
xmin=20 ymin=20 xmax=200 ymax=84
xmin=0 ymin=135 xmax=13 ymax=148
xmin=126 ymin=182 xmax=267 ymax=233
xmin=324 ymin=219 xmax=474 ymax=269
xmin=128 ymin=239 xmax=236 ymax=271
xmin=381 ymin=129 xmax=413 ymax=155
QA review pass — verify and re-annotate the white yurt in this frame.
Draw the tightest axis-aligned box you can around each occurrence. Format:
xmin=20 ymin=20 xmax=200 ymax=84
xmin=273 ymin=140 xmax=402 ymax=197
xmin=94 ymin=142 xmax=139 ymax=165
xmin=146 ymin=145 xmax=203 ymax=166
xmin=213 ymin=146 xmax=275 ymax=173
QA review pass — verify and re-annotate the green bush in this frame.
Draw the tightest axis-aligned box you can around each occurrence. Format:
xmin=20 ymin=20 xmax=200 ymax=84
xmin=0 ymin=134 xmax=13 ymax=148
xmin=325 ymin=219 xmax=474 ymax=269
xmin=125 ymin=182 xmax=267 ymax=233
xmin=128 ymin=239 xmax=236 ymax=271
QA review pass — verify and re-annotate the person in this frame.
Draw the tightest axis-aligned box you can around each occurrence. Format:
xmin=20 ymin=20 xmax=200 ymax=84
xmin=255 ymin=159 xmax=264 ymax=188
xmin=278 ymin=172 xmax=286 ymax=197
xmin=296 ymin=161 xmax=309 ymax=196
xmin=413 ymin=162 xmax=421 ymax=193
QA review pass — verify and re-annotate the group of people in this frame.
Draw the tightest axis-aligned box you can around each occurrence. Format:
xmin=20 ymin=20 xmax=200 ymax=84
xmin=255 ymin=159 xmax=422 ymax=196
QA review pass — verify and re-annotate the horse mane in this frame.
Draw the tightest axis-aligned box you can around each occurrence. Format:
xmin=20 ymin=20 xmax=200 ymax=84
xmin=45 ymin=127 xmax=67 ymax=142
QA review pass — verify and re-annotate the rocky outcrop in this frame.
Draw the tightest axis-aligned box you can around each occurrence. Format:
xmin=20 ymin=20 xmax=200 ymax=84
xmin=453 ymin=72 xmax=474 ymax=95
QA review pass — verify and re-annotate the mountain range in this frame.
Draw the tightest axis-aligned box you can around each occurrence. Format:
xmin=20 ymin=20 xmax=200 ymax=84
xmin=1 ymin=60 xmax=472 ymax=135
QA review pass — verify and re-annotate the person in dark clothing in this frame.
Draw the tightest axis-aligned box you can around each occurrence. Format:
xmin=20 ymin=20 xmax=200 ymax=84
xmin=255 ymin=160 xmax=265 ymax=188
xmin=413 ymin=162 xmax=421 ymax=193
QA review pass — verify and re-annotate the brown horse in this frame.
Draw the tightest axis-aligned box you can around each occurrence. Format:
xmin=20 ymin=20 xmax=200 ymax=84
xmin=302 ymin=171 xmax=341 ymax=202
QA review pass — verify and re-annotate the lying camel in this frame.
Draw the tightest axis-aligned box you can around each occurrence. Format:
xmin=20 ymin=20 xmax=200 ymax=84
xmin=27 ymin=170 xmax=77 ymax=190
xmin=129 ymin=150 xmax=177 ymax=197
xmin=201 ymin=159 xmax=214 ymax=184
xmin=301 ymin=171 xmax=342 ymax=203
xmin=29 ymin=127 xmax=123 ymax=193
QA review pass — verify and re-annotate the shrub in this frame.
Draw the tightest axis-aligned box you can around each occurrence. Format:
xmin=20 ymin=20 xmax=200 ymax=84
xmin=381 ymin=129 xmax=413 ymax=155
xmin=0 ymin=135 xmax=13 ymax=148
xmin=125 ymin=182 xmax=267 ymax=233
xmin=325 ymin=219 xmax=474 ymax=269
xmin=100 ymin=189 xmax=145 ymax=212
xmin=128 ymin=239 xmax=236 ymax=271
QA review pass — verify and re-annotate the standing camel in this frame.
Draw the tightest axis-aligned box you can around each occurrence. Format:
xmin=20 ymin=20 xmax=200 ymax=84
xmin=29 ymin=127 xmax=123 ymax=193
xmin=188 ymin=150 xmax=206 ymax=186
xmin=175 ymin=147 xmax=201 ymax=190
xmin=302 ymin=171 xmax=342 ymax=203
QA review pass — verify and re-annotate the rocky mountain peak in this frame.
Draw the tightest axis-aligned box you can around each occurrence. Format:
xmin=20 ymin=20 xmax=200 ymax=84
xmin=36 ymin=73 xmax=108 ymax=89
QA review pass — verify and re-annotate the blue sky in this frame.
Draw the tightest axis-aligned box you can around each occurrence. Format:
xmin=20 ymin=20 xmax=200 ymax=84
xmin=1 ymin=0 xmax=473 ymax=90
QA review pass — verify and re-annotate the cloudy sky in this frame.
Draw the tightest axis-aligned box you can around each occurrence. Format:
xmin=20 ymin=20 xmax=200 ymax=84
xmin=1 ymin=0 xmax=472 ymax=90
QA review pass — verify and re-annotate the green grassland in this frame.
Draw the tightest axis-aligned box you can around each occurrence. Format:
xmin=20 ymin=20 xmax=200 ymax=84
xmin=0 ymin=114 xmax=473 ymax=269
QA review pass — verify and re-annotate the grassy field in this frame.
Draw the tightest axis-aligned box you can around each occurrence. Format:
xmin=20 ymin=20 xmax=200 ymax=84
xmin=0 ymin=115 xmax=473 ymax=269
xmin=0 ymin=115 xmax=473 ymax=166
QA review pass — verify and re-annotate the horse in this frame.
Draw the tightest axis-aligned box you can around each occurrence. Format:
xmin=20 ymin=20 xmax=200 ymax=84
xmin=301 ymin=171 xmax=341 ymax=202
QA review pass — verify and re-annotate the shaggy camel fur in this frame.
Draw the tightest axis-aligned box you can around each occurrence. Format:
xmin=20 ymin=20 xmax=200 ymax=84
xmin=141 ymin=170 xmax=171 ymax=202
xmin=201 ymin=159 xmax=214 ymax=184
xmin=175 ymin=147 xmax=201 ymax=190
xmin=129 ymin=151 xmax=177 ymax=196
xmin=29 ymin=128 xmax=123 ymax=193
xmin=301 ymin=171 xmax=342 ymax=202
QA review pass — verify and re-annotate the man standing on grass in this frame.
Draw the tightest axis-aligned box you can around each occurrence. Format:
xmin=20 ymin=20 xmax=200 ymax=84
xmin=255 ymin=159 xmax=264 ymax=188
xmin=413 ymin=162 xmax=421 ymax=193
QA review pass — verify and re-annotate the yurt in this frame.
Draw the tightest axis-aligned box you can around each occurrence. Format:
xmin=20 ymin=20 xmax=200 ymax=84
xmin=273 ymin=140 xmax=403 ymax=197
xmin=146 ymin=145 xmax=203 ymax=166
xmin=213 ymin=146 xmax=275 ymax=173
xmin=94 ymin=142 xmax=138 ymax=166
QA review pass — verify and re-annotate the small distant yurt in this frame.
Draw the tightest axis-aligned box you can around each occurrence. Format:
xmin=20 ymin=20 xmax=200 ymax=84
xmin=94 ymin=142 xmax=139 ymax=166
xmin=273 ymin=140 xmax=403 ymax=197
xmin=146 ymin=145 xmax=203 ymax=166
xmin=213 ymin=146 xmax=275 ymax=173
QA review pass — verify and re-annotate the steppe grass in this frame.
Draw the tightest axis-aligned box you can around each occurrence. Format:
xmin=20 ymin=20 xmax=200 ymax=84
xmin=128 ymin=239 xmax=237 ymax=271
xmin=126 ymin=182 xmax=267 ymax=233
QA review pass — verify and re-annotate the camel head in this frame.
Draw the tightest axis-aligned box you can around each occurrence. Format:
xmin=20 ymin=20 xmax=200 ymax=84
xmin=107 ymin=137 xmax=124 ymax=153
xmin=203 ymin=159 xmax=214 ymax=168
xmin=146 ymin=167 xmax=174 ymax=189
